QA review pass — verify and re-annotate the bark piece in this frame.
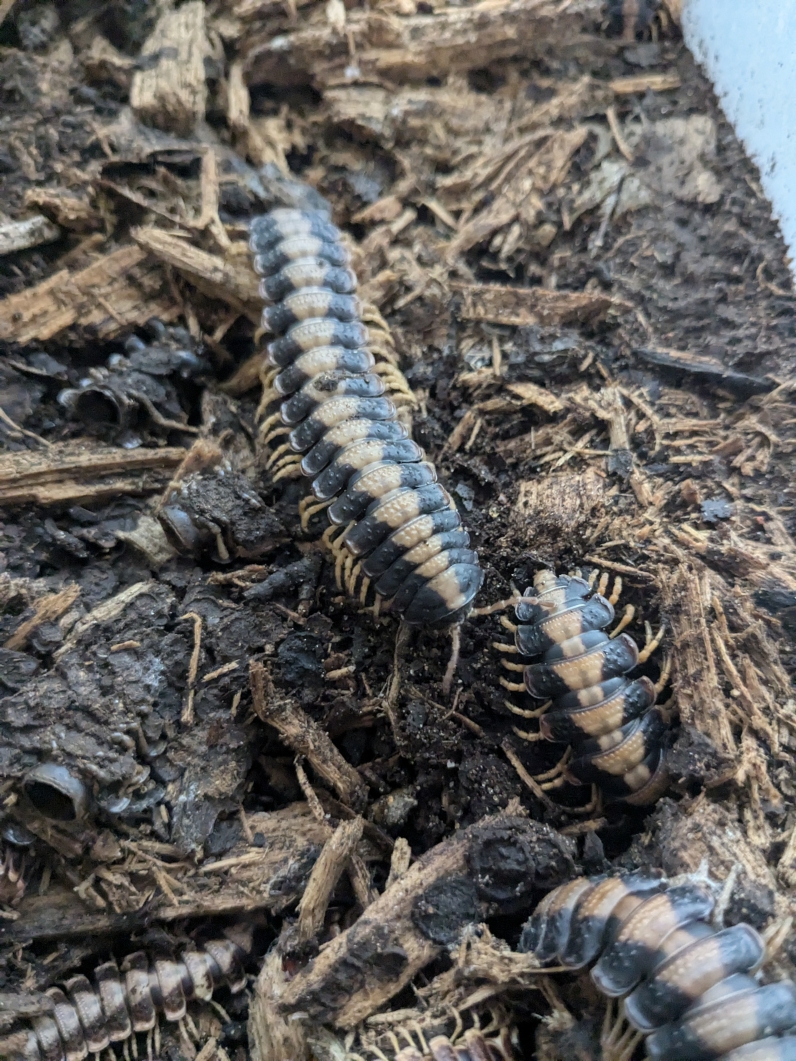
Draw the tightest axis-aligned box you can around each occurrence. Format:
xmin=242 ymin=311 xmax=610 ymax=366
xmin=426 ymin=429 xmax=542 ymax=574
xmin=273 ymin=810 xmax=575 ymax=1027
xmin=0 ymin=442 xmax=188 ymax=507
xmin=0 ymin=215 xmax=60 ymax=256
xmin=130 ymin=2 xmax=210 ymax=136
xmin=511 ymin=469 xmax=607 ymax=551
xmin=0 ymin=245 xmax=175 ymax=345
xmin=243 ymin=0 xmax=604 ymax=87
xmin=0 ymin=804 xmax=335 ymax=945
xmin=659 ymin=563 xmax=738 ymax=782
xmin=454 ymin=283 xmax=632 ymax=327
xmin=296 ymin=818 xmax=364 ymax=945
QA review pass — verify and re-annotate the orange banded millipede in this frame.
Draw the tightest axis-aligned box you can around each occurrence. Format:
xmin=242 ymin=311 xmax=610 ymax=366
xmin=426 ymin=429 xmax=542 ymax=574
xmin=250 ymin=207 xmax=483 ymax=625
xmin=520 ymin=873 xmax=796 ymax=1061
xmin=496 ymin=570 xmax=670 ymax=805
xmin=1 ymin=925 xmax=252 ymax=1061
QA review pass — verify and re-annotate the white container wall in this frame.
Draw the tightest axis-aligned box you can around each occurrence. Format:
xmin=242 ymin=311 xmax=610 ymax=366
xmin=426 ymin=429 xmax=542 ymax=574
xmin=682 ymin=2 xmax=796 ymax=272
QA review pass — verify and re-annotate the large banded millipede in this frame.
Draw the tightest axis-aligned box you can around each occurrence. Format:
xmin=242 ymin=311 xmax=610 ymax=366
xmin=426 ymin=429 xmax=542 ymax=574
xmin=493 ymin=569 xmax=670 ymax=806
xmin=520 ymin=873 xmax=796 ymax=1061
xmin=249 ymin=207 xmax=483 ymax=627
xmin=1 ymin=926 xmax=251 ymax=1061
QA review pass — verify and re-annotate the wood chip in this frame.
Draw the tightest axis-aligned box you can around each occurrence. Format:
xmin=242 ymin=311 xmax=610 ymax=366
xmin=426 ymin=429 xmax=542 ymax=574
xmin=609 ymin=73 xmax=682 ymax=95
xmin=504 ymin=381 xmax=565 ymax=415
xmin=0 ymin=245 xmax=175 ymax=344
xmin=130 ymin=1 xmax=210 ymax=136
xmin=0 ymin=215 xmax=61 ymax=256
xmin=454 ymin=283 xmax=632 ymax=327
xmin=0 ymin=442 xmax=188 ymax=506
xmin=132 ymin=227 xmax=261 ymax=314
xmin=4 ymin=585 xmax=81 ymax=651
xmin=250 ymin=661 xmax=368 ymax=810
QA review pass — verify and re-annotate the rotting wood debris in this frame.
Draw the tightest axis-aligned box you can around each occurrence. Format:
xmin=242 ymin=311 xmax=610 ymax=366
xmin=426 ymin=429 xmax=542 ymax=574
xmin=1 ymin=0 xmax=796 ymax=1059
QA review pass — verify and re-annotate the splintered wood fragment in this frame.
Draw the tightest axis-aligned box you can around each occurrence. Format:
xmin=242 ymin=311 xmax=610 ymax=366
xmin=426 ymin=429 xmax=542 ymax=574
xmin=0 ymin=443 xmax=188 ymax=506
xmin=250 ymin=661 xmax=367 ymax=810
xmin=274 ymin=809 xmax=575 ymax=1027
xmin=0 ymin=245 xmax=175 ymax=344
xmin=610 ymin=73 xmax=682 ymax=94
xmin=659 ymin=564 xmax=738 ymax=778
xmin=25 ymin=190 xmax=103 ymax=233
xmin=297 ymin=817 xmax=364 ymax=945
xmin=4 ymin=585 xmax=80 ymax=650
xmin=454 ymin=284 xmax=631 ymax=327
xmin=0 ymin=215 xmax=60 ymax=255
xmin=130 ymin=1 xmax=210 ymax=136
xmin=504 ymin=382 xmax=564 ymax=415
xmin=0 ymin=803 xmax=331 ymax=943
xmin=132 ymin=227 xmax=260 ymax=315
xmin=249 ymin=951 xmax=310 ymax=1061
xmin=244 ymin=0 xmax=604 ymax=86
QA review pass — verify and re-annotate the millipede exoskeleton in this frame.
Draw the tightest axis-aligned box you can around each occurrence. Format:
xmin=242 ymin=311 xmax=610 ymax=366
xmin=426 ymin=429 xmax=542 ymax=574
xmin=1 ymin=925 xmax=252 ymax=1061
xmin=495 ymin=570 xmax=670 ymax=806
xmin=249 ymin=207 xmax=483 ymax=625
xmin=520 ymin=873 xmax=796 ymax=1061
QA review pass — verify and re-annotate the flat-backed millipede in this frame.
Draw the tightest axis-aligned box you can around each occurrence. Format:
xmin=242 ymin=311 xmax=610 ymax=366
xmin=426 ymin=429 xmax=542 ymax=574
xmin=519 ymin=873 xmax=796 ymax=1061
xmin=496 ymin=570 xmax=670 ymax=805
xmin=349 ymin=1024 xmax=516 ymax=1061
xmin=249 ymin=207 xmax=483 ymax=626
xmin=1 ymin=925 xmax=252 ymax=1061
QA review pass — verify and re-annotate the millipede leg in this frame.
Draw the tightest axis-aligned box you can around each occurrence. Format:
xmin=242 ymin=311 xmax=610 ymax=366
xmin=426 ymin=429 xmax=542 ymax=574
xmin=609 ymin=603 xmax=635 ymax=638
xmin=500 ymin=616 xmax=518 ymax=633
xmin=637 ymin=620 xmax=665 ymax=664
xmin=499 ymin=678 xmax=526 ymax=693
xmin=492 ymin=641 xmax=519 ymax=654
xmin=442 ymin=623 xmax=462 ymax=697
xmin=265 ymin=441 xmax=294 ymax=468
xmin=472 ymin=595 xmax=521 ymax=617
xmin=505 ymin=698 xmax=551 ymax=719
xmin=359 ymin=575 xmax=371 ymax=606
xmin=597 ymin=571 xmax=610 ymax=597
xmin=258 ymin=408 xmax=282 ymax=434
xmin=513 ymin=725 xmax=544 ymax=742
xmin=654 ymin=652 xmax=672 ymax=694
xmin=500 ymin=659 xmax=526 ymax=673
xmin=271 ymin=454 xmax=303 ymax=479
xmin=607 ymin=575 xmax=623 ymax=606
xmin=535 ymin=747 xmax=571 ymax=782
xmin=301 ymin=495 xmax=332 ymax=530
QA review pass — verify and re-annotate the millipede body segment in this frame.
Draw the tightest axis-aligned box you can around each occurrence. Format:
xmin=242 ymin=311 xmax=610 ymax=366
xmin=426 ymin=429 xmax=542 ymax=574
xmin=509 ymin=570 xmax=669 ymax=805
xmin=4 ymin=926 xmax=252 ymax=1061
xmin=249 ymin=207 xmax=482 ymax=625
xmin=520 ymin=874 xmax=796 ymax=1061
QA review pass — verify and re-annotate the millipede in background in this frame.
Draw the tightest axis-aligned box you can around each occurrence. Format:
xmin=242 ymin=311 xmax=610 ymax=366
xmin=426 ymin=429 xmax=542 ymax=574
xmin=248 ymin=207 xmax=483 ymax=626
xmin=347 ymin=1013 xmax=517 ymax=1061
xmin=0 ymin=925 xmax=252 ymax=1061
xmin=520 ymin=872 xmax=796 ymax=1061
xmin=494 ymin=569 xmax=671 ymax=806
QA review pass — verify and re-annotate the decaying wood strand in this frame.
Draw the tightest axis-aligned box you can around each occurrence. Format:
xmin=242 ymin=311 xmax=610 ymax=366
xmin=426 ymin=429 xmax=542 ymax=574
xmin=270 ymin=807 xmax=575 ymax=1027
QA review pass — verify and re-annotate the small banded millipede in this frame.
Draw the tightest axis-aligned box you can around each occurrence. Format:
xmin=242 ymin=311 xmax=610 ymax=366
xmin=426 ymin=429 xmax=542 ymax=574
xmin=520 ymin=873 xmax=796 ymax=1061
xmin=347 ymin=1014 xmax=516 ymax=1061
xmin=1 ymin=925 xmax=251 ymax=1061
xmin=250 ymin=207 xmax=483 ymax=626
xmin=494 ymin=570 xmax=670 ymax=806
